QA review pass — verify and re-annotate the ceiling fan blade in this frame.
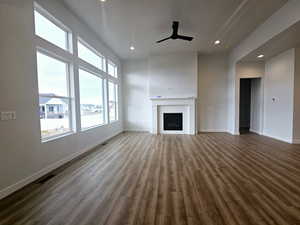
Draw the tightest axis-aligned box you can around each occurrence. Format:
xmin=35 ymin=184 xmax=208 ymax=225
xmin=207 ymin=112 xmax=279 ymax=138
xmin=156 ymin=37 xmax=171 ymax=43
xmin=177 ymin=35 xmax=194 ymax=41
xmin=172 ymin=21 xmax=179 ymax=35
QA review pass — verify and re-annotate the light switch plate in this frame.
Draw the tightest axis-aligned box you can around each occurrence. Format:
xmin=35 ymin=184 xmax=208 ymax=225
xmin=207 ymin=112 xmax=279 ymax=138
xmin=1 ymin=111 xmax=16 ymax=121
xmin=11 ymin=111 xmax=16 ymax=120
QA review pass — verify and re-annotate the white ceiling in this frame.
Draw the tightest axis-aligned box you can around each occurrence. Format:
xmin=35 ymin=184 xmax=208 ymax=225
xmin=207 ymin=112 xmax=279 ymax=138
xmin=62 ymin=0 xmax=288 ymax=60
xmin=241 ymin=20 xmax=300 ymax=62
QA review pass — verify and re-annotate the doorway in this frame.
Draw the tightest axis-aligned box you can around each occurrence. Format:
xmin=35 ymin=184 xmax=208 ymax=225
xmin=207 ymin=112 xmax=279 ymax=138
xmin=239 ymin=78 xmax=262 ymax=134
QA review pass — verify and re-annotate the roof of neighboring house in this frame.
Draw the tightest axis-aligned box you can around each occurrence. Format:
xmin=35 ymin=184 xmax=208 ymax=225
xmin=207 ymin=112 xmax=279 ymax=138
xmin=39 ymin=94 xmax=68 ymax=105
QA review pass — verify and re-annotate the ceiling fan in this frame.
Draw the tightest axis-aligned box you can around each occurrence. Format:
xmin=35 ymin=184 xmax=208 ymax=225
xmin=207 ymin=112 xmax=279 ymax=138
xmin=156 ymin=21 xmax=194 ymax=43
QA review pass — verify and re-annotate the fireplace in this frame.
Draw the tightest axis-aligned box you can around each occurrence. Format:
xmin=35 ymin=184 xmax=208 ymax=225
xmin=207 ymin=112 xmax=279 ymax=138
xmin=150 ymin=97 xmax=196 ymax=135
xmin=163 ymin=113 xmax=183 ymax=131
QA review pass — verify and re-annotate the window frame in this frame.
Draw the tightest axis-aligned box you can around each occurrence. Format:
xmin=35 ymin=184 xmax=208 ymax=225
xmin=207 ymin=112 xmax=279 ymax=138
xmin=34 ymin=3 xmax=73 ymax=53
xmin=77 ymin=37 xmax=106 ymax=72
xmin=78 ymin=67 xmax=107 ymax=131
xmin=107 ymin=60 xmax=118 ymax=78
xmin=34 ymin=3 xmax=121 ymax=142
xmin=108 ymin=81 xmax=119 ymax=123
xmin=36 ymin=50 xmax=74 ymax=142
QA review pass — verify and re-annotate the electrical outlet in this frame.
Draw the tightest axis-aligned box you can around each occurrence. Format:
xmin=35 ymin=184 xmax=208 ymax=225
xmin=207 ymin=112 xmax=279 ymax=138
xmin=1 ymin=111 xmax=16 ymax=121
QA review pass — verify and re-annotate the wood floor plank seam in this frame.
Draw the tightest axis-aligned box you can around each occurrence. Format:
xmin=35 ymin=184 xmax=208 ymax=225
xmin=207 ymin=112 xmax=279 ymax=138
xmin=0 ymin=132 xmax=300 ymax=225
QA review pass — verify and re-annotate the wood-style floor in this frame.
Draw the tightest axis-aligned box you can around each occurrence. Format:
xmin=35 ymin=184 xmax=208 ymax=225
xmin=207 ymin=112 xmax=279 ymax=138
xmin=1 ymin=132 xmax=300 ymax=225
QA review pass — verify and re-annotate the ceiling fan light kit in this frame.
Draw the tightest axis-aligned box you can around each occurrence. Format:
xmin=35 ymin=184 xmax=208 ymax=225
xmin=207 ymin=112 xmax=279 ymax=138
xmin=156 ymin=21 xmax=194 ymax=43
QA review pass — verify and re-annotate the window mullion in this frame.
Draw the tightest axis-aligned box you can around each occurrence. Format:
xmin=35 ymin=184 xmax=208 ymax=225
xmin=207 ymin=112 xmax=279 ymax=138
xmin=68 ymin=98 xmax=72 ymax=131
xmin=39 ymin=95 xmax=70 ymax=99
xmin=102 ymin=79 xmax=106 ymax=124
xmin=116 ymin=84 xmax=119 ymax=121
xmin=35 ymin=4 xmax=120 ymax=139
xmin=78 ymin=58 xmax=107 ymax=79
xmin=114 ymin=84 xmax=117 ymax=121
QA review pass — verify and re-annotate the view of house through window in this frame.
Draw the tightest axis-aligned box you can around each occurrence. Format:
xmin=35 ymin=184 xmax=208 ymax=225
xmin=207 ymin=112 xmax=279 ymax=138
xmin=79 ymin=69 xmax=105 ymax=129
xmin=109 ymin=82 xmax=118 ymax=121
xmin=36 ymin=52 xmax=72 ymax=139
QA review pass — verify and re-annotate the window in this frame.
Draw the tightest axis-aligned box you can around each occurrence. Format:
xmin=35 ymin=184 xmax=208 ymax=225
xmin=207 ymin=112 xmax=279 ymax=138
xmin=36 ymin=52 xmax=72 ymax=140
xmin=49 ymin=106 xmax=54 ymax=112
xmin=78 ymin=39 xmax=105 ymax=71
xmin=108 ymin=82 xmax=118 ymax=122
xmin=108 ymin=61 xmax=118 ymax=78
xmin=79 ymin=69 xmax=105 ymax=129
xmin=34 ymin=4 xmax=121 ymax=140
xmin=34 ymin=9 xmax=70 ymax=51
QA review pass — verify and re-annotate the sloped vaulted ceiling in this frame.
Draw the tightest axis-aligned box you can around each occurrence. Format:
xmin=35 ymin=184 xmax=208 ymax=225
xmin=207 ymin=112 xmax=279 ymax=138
xmin=63 ymin=0 xmax=288 ymax=59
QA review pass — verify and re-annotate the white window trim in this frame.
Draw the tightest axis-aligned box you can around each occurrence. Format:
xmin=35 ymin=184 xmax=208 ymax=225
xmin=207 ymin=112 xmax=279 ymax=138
xmin=108 ymin=81 xmax=119 ymax=123
xmin=37 ymin=50 xmax=74 ymax=140
xmin=34 ymin=3 xmax=73 ymax=53
xmin=107 ymin=60 xmax=118 ymax=78
xmin=78 ymin=58 xmax=107 ymax=79
xmin=77 ymin=37 xmax=106 ymax=72
xmin=42 ymin=131 xmax=75 ymax=143
xmin=34 ymin=3 xmax=121 ymax=139
xmin=80 ymin=123 xmax=106 ymax=132
xmin=36 ymin=38 xmax=74 ymax=63
xmin=37 ymin=46 xmax=73 ymax=65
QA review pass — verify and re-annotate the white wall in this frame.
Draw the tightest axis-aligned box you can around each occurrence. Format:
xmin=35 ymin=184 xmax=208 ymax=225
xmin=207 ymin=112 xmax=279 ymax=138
xmin=293 ymin=47 xmax=300 ymax=143
xmin=123 ymin=59 xmax=151 ymax=131
xmin=250 ymin=78 xmax=263 ymax=134
xmin=237 ymin=62 xmax=265 ymax=79
xmin=0 ymin=0 xmax=122 ymax=199
xmin=263 ymin=49 xmax=295 ymax=142
xmin=123 ymin=52 xmax=198 ymax=132
xmin=123 ymin=52 xmax=230 ymax=133
xmin=149 ymin=52 xmax=198 ymax=98
xmin=228 ymin=0 xmax=300 ymax=134
xmin=234 ymin=49 xmax=299 ymax=143
xmin=198 ymin=53 xmax=228 ymax=132
xmin=122 ymin=0 xmax=300 ymax=142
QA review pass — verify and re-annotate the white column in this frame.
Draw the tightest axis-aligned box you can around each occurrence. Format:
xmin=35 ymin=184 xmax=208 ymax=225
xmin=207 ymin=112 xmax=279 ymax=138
xmin=189 ymin=100 xmax=196 ymax=135
xmin=151 ymin=105 xmax=158 ymax=134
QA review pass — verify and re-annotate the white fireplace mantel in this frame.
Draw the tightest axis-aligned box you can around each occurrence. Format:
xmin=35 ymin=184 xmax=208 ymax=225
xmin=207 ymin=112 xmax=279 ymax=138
xmin=150 ymin=97 xmax=197 ymax=135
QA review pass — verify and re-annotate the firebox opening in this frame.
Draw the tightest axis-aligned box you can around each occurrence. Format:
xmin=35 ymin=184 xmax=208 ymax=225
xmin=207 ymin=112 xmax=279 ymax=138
xmin=163 ymin=113 xmax=183 ymax=131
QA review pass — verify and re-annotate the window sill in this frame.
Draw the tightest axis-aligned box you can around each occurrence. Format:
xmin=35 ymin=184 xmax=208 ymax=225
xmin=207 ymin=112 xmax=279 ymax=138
xmin=80 ymin=123 xmax=107 ymax=132
xmin=41 ymin=131 xmax=75 ymax=143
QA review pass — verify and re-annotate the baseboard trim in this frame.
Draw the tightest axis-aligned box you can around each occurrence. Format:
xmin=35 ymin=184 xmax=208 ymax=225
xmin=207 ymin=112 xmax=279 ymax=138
xmin=292 ymin=139 xmax=300 ymax=144
xmin=124 ymin=129 xmax=150 ymax=133
xmin=0 ymin=131 xmax=123 ymax=200
xmin=250 ymin=129 xmax=262 ymax=135
xmin=198 ymin=129 xmax=228 ymax=133
xmin=261 ymin=133 xmax=293 ymax=144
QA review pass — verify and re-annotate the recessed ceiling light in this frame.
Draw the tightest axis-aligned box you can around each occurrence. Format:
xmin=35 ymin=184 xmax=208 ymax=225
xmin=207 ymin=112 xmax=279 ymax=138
xmin=100 ymin=0 xmax=106 ymax=2
xmin=214 ymin=40 xmax=221 ymax=45
xmin=130 ymin=46 xmax=135 ymax=51
xmin=257 ymin=54 xmax=264 ymax=58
